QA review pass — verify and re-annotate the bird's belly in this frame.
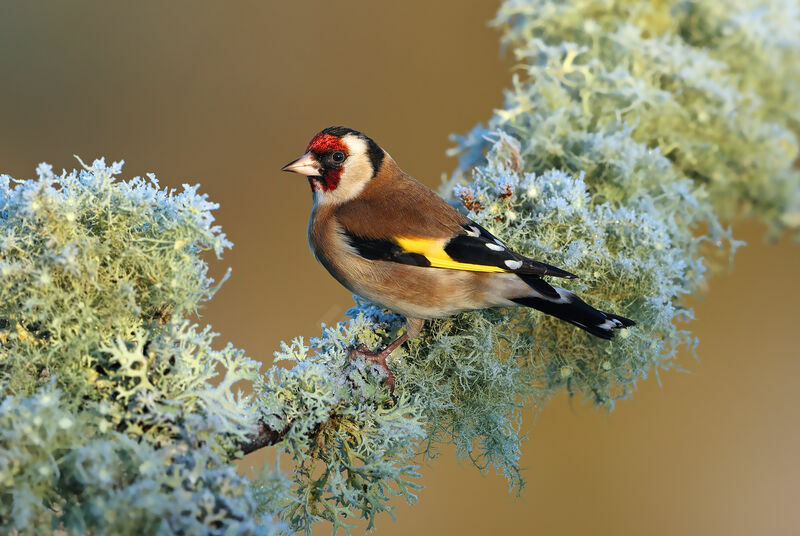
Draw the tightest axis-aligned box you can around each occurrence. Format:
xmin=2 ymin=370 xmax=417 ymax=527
xmin=336 ymin=256 xmax=514 ymax=319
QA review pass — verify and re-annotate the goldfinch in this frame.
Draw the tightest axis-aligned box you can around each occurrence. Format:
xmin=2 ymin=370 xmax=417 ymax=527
xmin=282 ymin=126 xmax=635 ymax=385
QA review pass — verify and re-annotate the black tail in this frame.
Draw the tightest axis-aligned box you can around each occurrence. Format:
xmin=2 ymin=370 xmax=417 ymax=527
xmin=512 ymin=290 xmax=635 ymax=340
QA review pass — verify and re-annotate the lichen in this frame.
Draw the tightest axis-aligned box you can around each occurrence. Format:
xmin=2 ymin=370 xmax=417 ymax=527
xmin=2 ymin=1 xmax=798 ymax=535
xmin=0 ymin=160 xmax=281 ymax=534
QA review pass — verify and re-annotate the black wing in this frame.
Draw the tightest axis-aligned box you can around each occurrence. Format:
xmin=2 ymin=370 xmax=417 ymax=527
xmin=343 ymin=220 xmax=576 ymax=282
xmin=445 ymin=222 xmax=577 ymax=279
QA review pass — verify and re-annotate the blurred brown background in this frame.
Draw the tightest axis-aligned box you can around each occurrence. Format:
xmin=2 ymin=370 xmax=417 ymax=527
xmin=1 ymin=1 xmax=798 ymax=534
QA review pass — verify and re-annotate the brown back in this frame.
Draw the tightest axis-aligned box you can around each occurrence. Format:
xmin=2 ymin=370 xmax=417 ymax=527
xmin=335 ymin=156 xmax=468 ymax=239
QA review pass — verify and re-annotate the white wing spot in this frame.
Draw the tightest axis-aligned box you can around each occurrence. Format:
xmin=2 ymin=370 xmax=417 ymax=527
xmin=554 ymin=288 xmax=573 ymax=303
xmin=504 ymin=259 xmax=523 ymax=270
xmin=494 ymin=238 xmax=504 ymax=246
xmin=486 ymin=243 xmax=505 ymax=251
xmin=466 ymin=226 xmax=480 ymax=237
xmin=598 ymin=318 xmax=622 ymax=330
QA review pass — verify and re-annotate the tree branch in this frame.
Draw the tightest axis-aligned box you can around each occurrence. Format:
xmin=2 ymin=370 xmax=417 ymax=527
xmin=239 ymin=419 xmax=288 ymax=455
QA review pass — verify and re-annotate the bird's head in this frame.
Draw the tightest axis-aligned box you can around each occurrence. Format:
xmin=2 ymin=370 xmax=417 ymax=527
xmin=281 ymin=126 xmax=385 ymax=204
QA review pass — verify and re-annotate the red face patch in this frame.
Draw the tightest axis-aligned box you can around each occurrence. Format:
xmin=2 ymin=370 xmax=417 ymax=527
xmin=306 ymin=133 xmax=347 ymax=154
xmin=307 ymin=168 xmax=343 ymax=193
xmin=306 ymin=133 xmax=348 ymax=192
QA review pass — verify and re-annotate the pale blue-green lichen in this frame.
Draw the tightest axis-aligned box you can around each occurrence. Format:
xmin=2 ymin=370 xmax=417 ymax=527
xmin=254 ymin=313 xmax=425 ymax=533
xmin=471 ymin=0 xmax=800 ymax=233
xmin=0 ymin=160 xmax=282 ymax=534
xmin=0 ymin=385 xmax=284 ymax=535
xmin=2 ymin=1 xmax=799 ymax=535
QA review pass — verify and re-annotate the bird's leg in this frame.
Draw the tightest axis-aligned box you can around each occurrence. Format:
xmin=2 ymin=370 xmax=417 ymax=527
xmin=349 ymin=332 xmax=407 ymax=389
xmin=349 ymin=318 xmax=424 ymax=390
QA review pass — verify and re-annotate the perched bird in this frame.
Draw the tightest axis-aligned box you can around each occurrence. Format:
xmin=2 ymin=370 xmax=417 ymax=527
xmin=282 ymin=126 xmax=635 ymax=386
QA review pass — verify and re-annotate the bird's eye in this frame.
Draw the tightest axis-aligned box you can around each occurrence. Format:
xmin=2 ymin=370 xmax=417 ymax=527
xmin=332 ymin=151 xmax=345 ymax=163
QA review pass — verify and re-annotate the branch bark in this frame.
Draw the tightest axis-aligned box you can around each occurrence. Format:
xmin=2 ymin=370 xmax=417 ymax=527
xmin=239 ymin=419 xmax=288 ymax=455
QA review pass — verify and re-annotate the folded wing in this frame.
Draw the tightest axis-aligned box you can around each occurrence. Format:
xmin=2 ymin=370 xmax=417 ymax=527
xmin=344 ymin=220 xmax=577 ymax=279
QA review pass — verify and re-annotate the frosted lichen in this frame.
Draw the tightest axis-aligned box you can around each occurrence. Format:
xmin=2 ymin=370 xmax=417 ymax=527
xmin=2 ymin=1 xmax=798 ymax=534
xmin=469 ymin=0 xmax=800 ymax=233
xmin=0 ymin=385 xmax=283 ymax=535
xmin=255 ymin=315 xmax=425 ymax=532
xmin=0 ymin=160 xmax=280 ymax=534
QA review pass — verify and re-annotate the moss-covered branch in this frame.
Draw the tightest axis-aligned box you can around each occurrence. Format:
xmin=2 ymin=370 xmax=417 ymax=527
xmin=240 ymin=420 xmax=290 ymax=456
xmin=1 ymin=1 xmax=798 ymax=535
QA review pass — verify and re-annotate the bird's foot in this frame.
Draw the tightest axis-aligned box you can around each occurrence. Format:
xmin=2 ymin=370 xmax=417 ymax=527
xmin=348 ymin=343 xmax=395 ymax=390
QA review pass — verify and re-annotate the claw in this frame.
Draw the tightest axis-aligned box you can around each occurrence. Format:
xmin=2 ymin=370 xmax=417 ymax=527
xmin=346 ymin=326 xmax=415 ymax=392
xmin=348 ymin=344 xmax=396 ymax=390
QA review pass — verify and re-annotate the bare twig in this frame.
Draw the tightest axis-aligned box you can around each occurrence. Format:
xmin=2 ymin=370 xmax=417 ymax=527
xmin=239 ymin=419 xmax=288 ymax=455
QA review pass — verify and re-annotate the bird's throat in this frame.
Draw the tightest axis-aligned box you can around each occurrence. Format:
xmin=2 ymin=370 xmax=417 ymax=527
xmin=308 ymin=169 xmax=342 ymax=193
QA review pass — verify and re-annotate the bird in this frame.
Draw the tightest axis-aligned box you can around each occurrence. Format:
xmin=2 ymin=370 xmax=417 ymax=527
xmin=282 ymin=126 xmax=635 ymax=387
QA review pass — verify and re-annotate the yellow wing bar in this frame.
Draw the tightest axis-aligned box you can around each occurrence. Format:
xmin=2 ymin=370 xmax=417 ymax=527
xmin=395 ymin=236 xmax=506 ymax=273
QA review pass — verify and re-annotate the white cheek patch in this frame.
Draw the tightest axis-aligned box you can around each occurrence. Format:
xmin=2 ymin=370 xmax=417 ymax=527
xmin=340 ymin=135 xmax=370 ymax=183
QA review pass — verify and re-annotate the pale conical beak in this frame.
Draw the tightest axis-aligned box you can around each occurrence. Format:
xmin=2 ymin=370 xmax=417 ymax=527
xmin=281 ymin=152 xmax=322 ymax=177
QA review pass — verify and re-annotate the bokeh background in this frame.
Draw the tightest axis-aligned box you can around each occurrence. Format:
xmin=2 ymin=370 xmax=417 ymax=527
xmin=1 ymin=1 xmax=798 ymax=534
